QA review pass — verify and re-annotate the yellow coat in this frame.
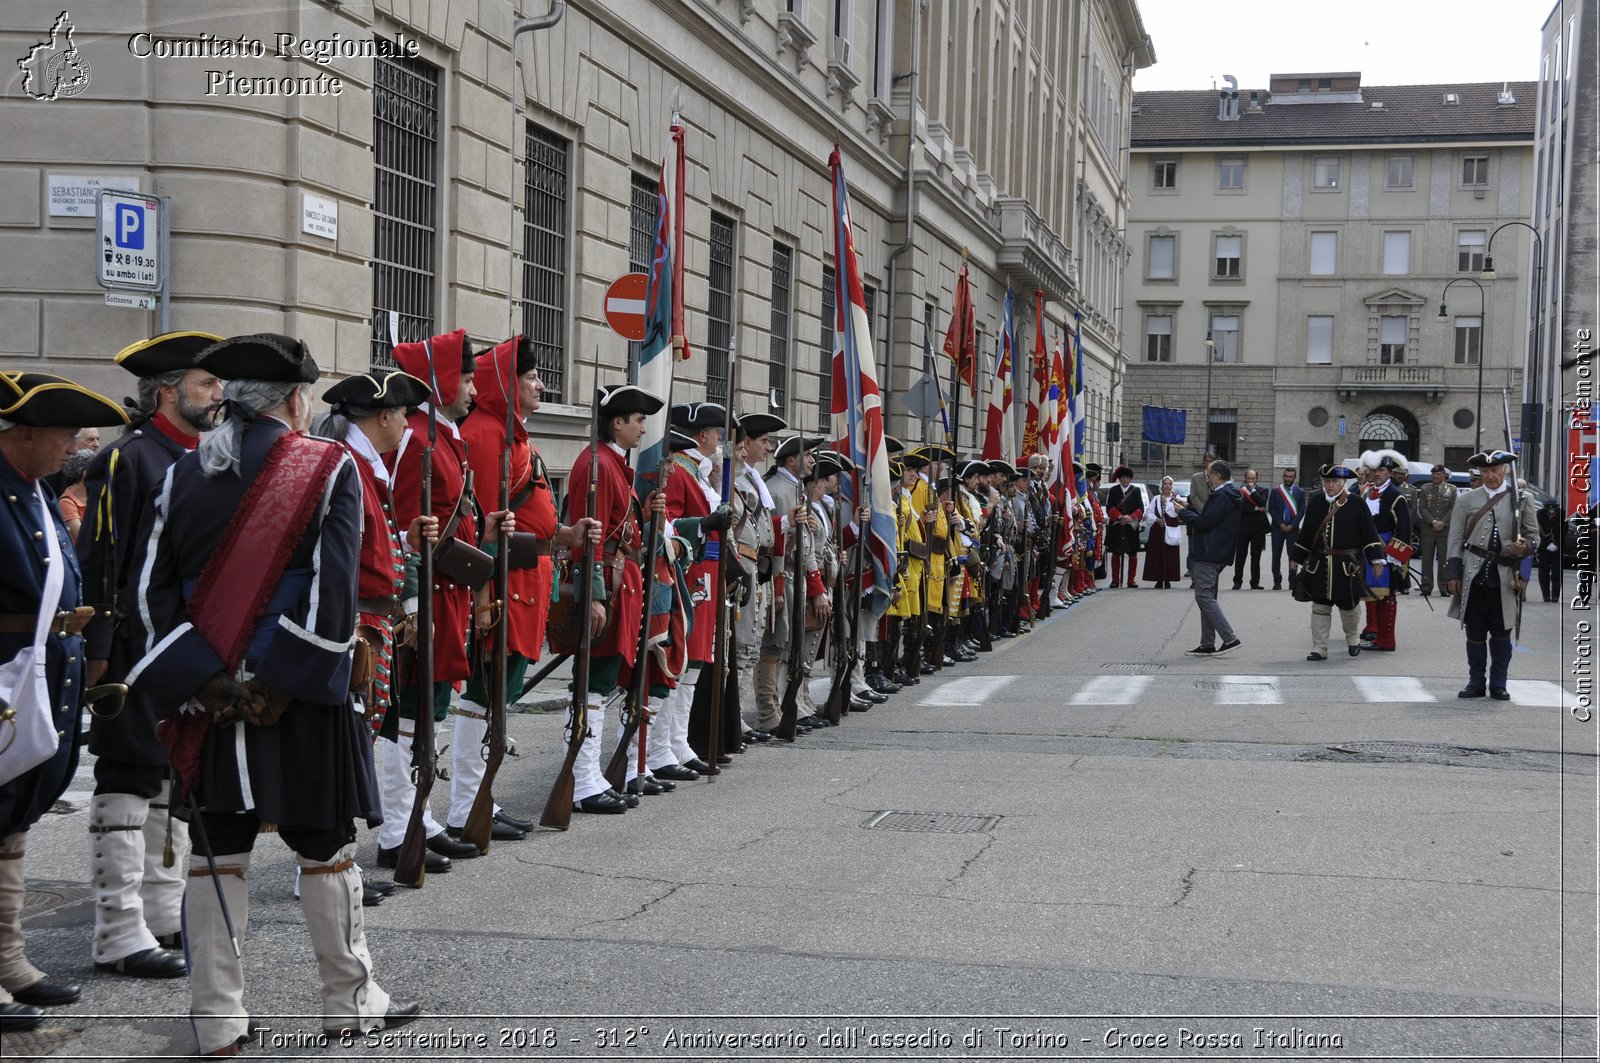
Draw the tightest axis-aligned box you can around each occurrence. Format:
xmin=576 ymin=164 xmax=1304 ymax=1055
xmin=911 ymin=476 xmax=955 ymax=616
xmin=889 ymin=488 xmax=923 ymax=617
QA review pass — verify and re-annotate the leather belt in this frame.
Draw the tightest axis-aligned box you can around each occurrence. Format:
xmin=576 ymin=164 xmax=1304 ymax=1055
xmin=357 ymin=598 xmax=403 ymax=620
xmin=1465 ymin=542 xmax=1520 ymax=569
xmin=0 ymin=607 xmax=94 ymax=635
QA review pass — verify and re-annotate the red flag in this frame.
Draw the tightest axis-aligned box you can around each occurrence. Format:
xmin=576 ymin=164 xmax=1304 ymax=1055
xmin=942 ymin=262 xmax=977 ymax=393
xmin=1022 ymin=290 xmax=1047 ymax=455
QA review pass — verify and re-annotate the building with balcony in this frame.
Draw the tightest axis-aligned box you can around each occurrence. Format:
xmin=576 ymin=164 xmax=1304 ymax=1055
xmin=1123 ymin=72 xmax=1536 ymax=483
xmin=1 ymin=0 xmax=1152 ymax=479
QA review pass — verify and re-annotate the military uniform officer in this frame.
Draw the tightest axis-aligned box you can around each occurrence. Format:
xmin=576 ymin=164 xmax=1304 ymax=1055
xmin=727 ymin=413 xmax=785 ymax=743
xmin=1414 ymin=465 xmax=1457 ymax=596
xmin=759 ymin=435 xmax=823 ymax=734
xmin=1446 ymin=451 xmax=1538 ymax=700
xmin=907 ymin=446 xmax=954 ymax=670
xmin=77 ymin=332 xmax=222 ymax=980
xmin=455 ymin=337 xmax=588 ymax=841
xmin=123 ymin=336 xmax=420 ymax=1054
xmin=0 ymin=372 xmax=128 ymax=1032
xmin=952 ymin=460 xmax=988 ymax=656
xmin=655 ymin=405 xmax=722 ymax=775
xmin=379 ymin=330 xmax=486 ymax=870
xmin=1290 ymin=465 xmax=1384 ymax=661
xmin=1360 ymin=451 xmax=1413 ymax=652
xmin=888 ymin=453 xmax=928 ymax=682
xmin=565 ymin=384 xmax=667 ymax=813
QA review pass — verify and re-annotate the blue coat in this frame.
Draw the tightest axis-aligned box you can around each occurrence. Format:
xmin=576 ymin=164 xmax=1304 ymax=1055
xmin=77 ymin=420 xmax=188 ymax=768
xmin=1268 ymin=482 xmax=1307 ymax=531
xmin=1178 ymin=481 xmax=1243 ymax=565
xmin=125 ymin=418 xmax=379 ymax=830
xmin=0 ymin=452 xmax=84 ymax=837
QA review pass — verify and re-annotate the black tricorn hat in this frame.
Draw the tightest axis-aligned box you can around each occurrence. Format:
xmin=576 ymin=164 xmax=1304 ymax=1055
xmin=1466 ymin=449 xmax=1516 ymax=469
xmin=901 ymin=451 xmax=931 ymax=470
xmin=672 ymin=401 xmax=728 ymax=431
xmin=323 ymin=371 xmax=430 ymax=413
xmin=1013 ymin=462 xmax=1032 ymax=477
xmin=774 ymin=434 xmax=825 ymax=463
xmin=734 ymin=412 xmax=787 ymax=441
xmin=985 ymin=459 xmax=1013 ymax=477
xmin=1084 ymin=462 xmax=1103 ymax=477
xmin=810 ymin=451 xmax=849 ymax=481
xmin=909 ymin=442 xmax=957 ymax=464
xmin=597 ymin=383 xmax=665 ymax=418
xmin=884 ymin=435 xmax=907 ymax=454
xmin=0 ymin=373 xmax=129 ymax=428
xmin=1319 ymin=464 xmax=1358 ymax=479
xmin=197 ymin=334 xmax=320 ymax=383
xmin=114 ymin=331 xmax=224 ymax=377
xmin=668 ymin=430 xmax=698 ymax=452
xmin=959 ymin=459 xmax=988 ymax=480
xmin=887 ymin=459 xmax=906 ymax=479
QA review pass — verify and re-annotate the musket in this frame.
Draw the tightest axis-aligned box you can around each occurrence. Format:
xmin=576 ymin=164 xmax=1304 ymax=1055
xmin=461 ymin=338 xmax=520 ymax=852
xmin=822 ymin=487 xmax=849 ymax=725
xmin=1502 ymin=391 xmax=1529 ymax=641
xmin=394 ymin=339 xmax=440 ymax=888
xmin=776 ymin=479 xmax=807 ymax=742
xmin=513 ymin=651 xmax=570 ymax=704
xmin=540 ymin=386 xmax=603 ymax=830
xmin=907 ymin=490 xmax=929 ymax=679
xmin=704 ymin=345 xmax=740 ymax=777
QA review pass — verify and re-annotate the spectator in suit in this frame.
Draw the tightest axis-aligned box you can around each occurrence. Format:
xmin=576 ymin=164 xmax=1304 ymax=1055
xmin=1231 ymin=468 xmax=1270 ymax=589
xmin=1267 ymin=466 xmax=1306 ymax=590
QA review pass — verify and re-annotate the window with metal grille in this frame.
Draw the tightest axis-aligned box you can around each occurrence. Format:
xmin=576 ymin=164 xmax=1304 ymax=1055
xmin=707 ymin=212 xmax=735 ymax=405
xmin=1207 ymin=408 xmax=1238 ymax=463
xmin=522 ymin=123 xmax=568 ymax=402
xmin=627 ymin=174 xmax=660 ymax=377
xmin=371 ymin=50 xmax=440 ymax=369
xmin=770 ymin=242 xmax=793 ymax=419
xmin=819 ymin=263 xmax=836 ymax=424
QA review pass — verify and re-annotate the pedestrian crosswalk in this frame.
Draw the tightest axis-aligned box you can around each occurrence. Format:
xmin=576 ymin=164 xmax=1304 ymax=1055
xmin=917 ymin=673 xmax=1578 ymax=710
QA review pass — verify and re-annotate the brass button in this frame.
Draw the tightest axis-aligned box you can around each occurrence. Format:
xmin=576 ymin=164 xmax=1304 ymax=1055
xmin=33 ymin=530 xmax=43 ymax=540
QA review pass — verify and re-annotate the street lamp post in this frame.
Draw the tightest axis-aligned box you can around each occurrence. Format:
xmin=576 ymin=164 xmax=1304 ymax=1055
xmin=1437 ymin=277 xmax=1488 ymax=452
xmin=1202 ymin=330 xmax=1214 ymax=456
xmin=1480 ymin=221 xmax=1546 ymax=475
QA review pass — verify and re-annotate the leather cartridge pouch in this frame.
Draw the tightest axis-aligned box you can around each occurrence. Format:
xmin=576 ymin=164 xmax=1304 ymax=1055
xmin=928 ymin=533 xmax=949 ymax=554
xmin=349 ymin=624 xmax=381 ymax=694
xmin=547 ymin=556 xmax=619 ymax=655
xmin=756 ymin=550 xmax=775 ymax=584
xmin=507 ymin=533 xmax=551 ymax=570
xmin=431 ymin=478 xmax=493 ymax=590
xmin=907 ymin=540 xmax=931 ymax=561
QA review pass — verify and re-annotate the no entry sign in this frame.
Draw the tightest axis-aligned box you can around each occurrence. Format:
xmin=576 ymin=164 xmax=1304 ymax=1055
xmin=604 ymin=272 xmax=648 ymax=341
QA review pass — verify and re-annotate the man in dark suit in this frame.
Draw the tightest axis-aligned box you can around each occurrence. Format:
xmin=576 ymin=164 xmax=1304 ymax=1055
xmin=1232 ymin=468 xmax=1271 ymax=589
xmin=0 ymin=372 xmax=128 ymax=1032
xmin=1267 ymin=466 xmax=1306 ymax=590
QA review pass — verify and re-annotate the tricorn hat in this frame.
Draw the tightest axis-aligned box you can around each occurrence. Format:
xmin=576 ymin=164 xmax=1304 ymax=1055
xmin=959 ymin=459 xmax=988 ymax=480
xmin=197 ymin=334 xmax=320 ymax=383
xmin=1466 ymin=449 xmax=1516 ymax=469
xmin=322 ymin=370 xmax=430 ymax=413
xmin=909 ymin=442 xmax=957 ymax=464
xmin=901 ymin=451 xmax=931 ymax=470
xmin=671 ymin=402 xmax=728 ymax=432
xmin=668 ymin=429 xmax=698 ymax=452
xmin=597 ymin=383 xmax=666 ymax=418
xmin=811 ymin=451 xmax=849 ymax=481
xmin=887 ymin=459 xmax=905 ymax=479
xmin=1084 ymin=462 xmax=1103 ymax=477
xmin=985 ymin=459 xmax=1013 ymax=477
xmin=1319 ymin=464 xmax=1359 ymax=479
xmin=0 ymin=373 xmax=129 ymax=429
xmin=883 ymin=435 xmax=907 ymax=454
xmin=734 ymin=412 xmax=786 ymax=441
xmin=1014 ymin=462 xmax=1032 ymax=478
xmin=114 ymin=331 xmax=224 ymax=378
xmin=774 ymin=434 xmax=825 ymax=463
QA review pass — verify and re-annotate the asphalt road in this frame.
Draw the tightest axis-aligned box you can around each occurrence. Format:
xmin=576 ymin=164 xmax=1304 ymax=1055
xmin=12 ymin=580 xmax=1597 ymax=1062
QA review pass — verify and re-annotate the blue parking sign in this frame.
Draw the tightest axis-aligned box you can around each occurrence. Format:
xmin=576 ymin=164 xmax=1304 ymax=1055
xmin=114 ymin=203 xmax=145 ymax=249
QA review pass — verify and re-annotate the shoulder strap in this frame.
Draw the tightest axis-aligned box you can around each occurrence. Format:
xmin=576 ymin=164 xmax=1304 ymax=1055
xmin=1461 ymin=490 xmax=1505 ymax=545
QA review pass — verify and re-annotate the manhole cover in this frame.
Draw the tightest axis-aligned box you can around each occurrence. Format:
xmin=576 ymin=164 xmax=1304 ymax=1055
xmin=865 ymin=811 xmax=999 ymax=834
xmin=1 ymin=1025 xmax=81 ymax=1056
xmin=1331 ymin=742 xmax=1496 ymax=757
xmin=1103 ymin=662 xmax=1166 ymax=673
xmin=22 ymin=881 xmax=94 ymax=920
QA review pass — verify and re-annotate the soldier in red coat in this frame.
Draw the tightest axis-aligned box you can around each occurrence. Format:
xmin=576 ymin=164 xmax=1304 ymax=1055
xmin=452 ymin=336 xmax=594 ymax=842
xmin=378 ymin=330 xmax=509 ymax=871
xmin=564 ymin=384 xmax=665 ymax=815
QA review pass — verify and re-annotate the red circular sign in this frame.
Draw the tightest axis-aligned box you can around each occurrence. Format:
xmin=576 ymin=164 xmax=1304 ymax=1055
xmin=604 ymin=272 xmax=649 ymax=342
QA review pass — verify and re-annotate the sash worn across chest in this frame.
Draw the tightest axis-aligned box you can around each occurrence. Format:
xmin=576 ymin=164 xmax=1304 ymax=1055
xmin=187 ymin=434 xmax=343 ymax=672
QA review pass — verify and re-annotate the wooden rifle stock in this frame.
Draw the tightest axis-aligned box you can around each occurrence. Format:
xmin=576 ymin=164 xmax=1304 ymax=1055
xmin=395 ymin=348 xmax=440 ymax=888
xmin=822 ymin=506 xmax=848 ymax=725
xmin=540 ymin=392 xmax=603 ymax=830
xmin=704 ymin=353 xmax=739 ymax=778
xmin=604 ymin=492 xmax=664 ymax=790
xmin=777 ymin=499 xmax=806 ymax=741
xmin=461 ymin=350 xmax=517 ymax=852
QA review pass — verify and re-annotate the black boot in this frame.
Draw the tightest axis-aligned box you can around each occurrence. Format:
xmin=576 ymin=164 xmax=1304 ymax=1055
xmin=1488 ymin=636 xmax=1514 ymax=699
xmin=974 ymin=610 xmax=994 ymax=653
xmin=1458 ymin=639 xmax=1488 ymax=698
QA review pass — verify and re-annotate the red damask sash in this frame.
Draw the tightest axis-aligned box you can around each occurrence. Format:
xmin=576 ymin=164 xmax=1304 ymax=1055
xmin=187 ymin=433 xmax=344 ymax=672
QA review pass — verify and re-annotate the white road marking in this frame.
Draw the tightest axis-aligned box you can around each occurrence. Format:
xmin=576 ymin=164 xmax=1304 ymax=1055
xmin=1070 ymin=675 xmax=1152 ymax=705
xmin=1506 ymin=680 xmax=1572 ymax=708
xmin=920 ymin=675 xmax=1016 ymax=706
xmin=1214 ymin=676 xmax=1282 ymax=705
xmin=1351 ymin=676 xmax=1436 ymax=703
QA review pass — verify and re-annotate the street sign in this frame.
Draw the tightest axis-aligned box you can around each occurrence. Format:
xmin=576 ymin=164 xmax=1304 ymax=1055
xmin=604 ymin=272 xmax=649 ymax=341
xmin=96 ymin=189 xmax=161 ymax=291
xmin=104 ymin=291 xmax=155 ymax=310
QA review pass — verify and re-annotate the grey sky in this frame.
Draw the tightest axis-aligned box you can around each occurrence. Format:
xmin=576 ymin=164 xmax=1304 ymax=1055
xmin=1131 ymin=0 xmax=1549 ymax=93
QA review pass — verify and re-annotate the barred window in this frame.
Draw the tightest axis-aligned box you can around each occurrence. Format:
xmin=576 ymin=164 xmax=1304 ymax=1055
xmin=769 ymin=242 xmax=793 ymax=420
xmin=521 ymin=123 xmax=568 ymax=402
xmin=627 ymin=174 xmax=660 ymax=376
xmin=707 ymin=212 xmax=735 ymax=405
xmin=819 ymin=263 xmax=836 ymax=425
xmin=371 ymin=51 xmax=440 ymax=369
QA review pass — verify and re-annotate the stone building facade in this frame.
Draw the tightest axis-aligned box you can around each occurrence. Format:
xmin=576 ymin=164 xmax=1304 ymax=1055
xmin=1124 ymin=73 xmax=1536 ymax=484
xmin=2 ymin=0 xmax=1152 ymax=481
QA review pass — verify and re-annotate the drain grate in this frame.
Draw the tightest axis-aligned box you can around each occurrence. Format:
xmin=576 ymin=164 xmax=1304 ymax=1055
xmin=865 ymin=811 xmax=999 ymax=834
xmin=2 ymin=1025 xmax=82 ymax=1056
xmin=1103 ymin=662 xmax=1166 ymax=673
xmin=22 ymin=881 xmax=95 ymax=920
xmin=1331 ymin=741 xmax=1497 ymax=758
xmin=1193 ymin=678 xmax=1273 ymax=690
